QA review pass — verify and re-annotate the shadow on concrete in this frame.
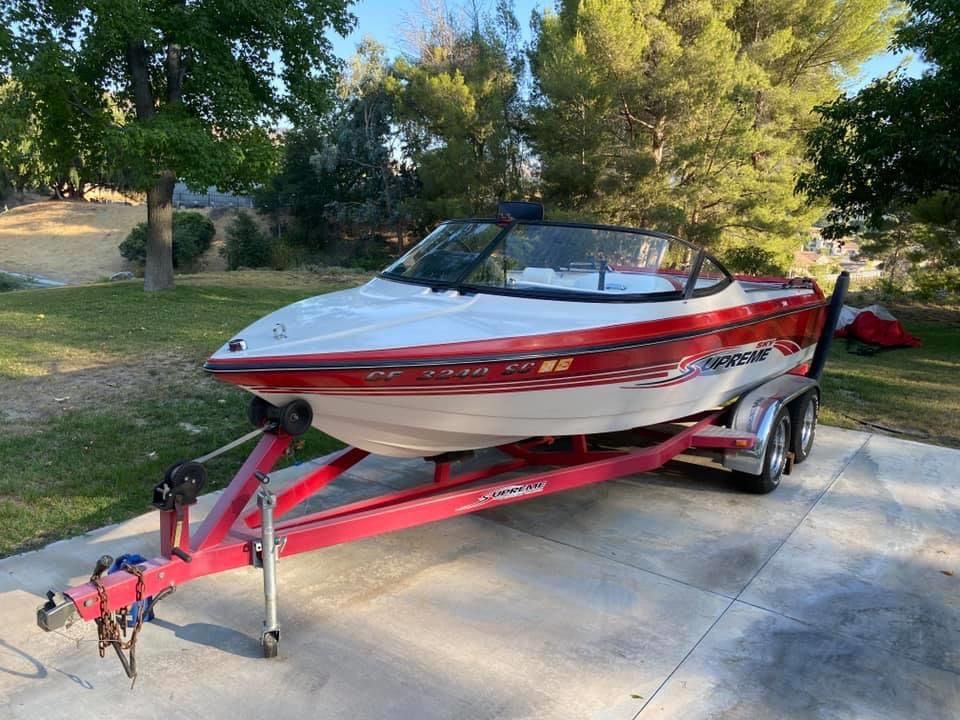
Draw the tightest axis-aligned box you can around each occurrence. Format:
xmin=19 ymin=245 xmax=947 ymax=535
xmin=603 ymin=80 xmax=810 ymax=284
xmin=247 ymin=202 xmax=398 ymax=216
xmin=0 ymin=637 xmax=47 ymax=680
xmin=150 ymin=618 xmax=263 ymax=659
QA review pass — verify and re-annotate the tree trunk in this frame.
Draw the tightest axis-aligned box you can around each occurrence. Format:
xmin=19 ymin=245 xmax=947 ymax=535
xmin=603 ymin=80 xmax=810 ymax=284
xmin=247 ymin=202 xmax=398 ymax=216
xmin=144 ymin=171 xmax=176 ymax=291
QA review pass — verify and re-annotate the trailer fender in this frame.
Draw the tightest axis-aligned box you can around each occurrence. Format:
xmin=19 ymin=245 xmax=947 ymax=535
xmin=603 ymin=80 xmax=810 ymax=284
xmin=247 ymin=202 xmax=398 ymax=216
xmin=723 ymin=375 xmax=820 ymax=476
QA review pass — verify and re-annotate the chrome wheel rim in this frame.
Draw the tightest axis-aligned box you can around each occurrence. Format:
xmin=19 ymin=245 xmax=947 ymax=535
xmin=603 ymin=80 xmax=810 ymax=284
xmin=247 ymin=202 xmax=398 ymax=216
xmin=801 ymin=400 xmax=817 ymax=451
xmin=769 ymin=418 xmax=788 ymax=480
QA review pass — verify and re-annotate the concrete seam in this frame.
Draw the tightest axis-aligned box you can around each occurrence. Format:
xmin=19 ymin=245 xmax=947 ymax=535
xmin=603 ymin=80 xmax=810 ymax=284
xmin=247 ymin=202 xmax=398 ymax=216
xmin=631 ymin=432 xmax=874 ymax=717
xmin=631 ymin=597 xmax=737 ymax=719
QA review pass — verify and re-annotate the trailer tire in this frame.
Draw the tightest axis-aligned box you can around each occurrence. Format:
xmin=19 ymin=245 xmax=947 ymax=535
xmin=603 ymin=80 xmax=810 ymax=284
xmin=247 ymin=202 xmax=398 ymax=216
xmin=740 ymin=408 xmax=791 ymax=494
xmin=789 ymin=390 xmax=819 ymax=464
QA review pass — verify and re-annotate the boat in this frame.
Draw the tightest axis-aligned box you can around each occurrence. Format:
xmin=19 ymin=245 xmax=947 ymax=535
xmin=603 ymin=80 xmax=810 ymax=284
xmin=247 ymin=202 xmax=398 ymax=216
xmin=204 ymin=203 xmax=828 ymax=458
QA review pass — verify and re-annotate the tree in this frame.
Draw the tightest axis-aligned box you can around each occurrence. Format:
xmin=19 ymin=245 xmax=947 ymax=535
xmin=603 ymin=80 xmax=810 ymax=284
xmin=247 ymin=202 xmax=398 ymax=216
xmin=2 ymin=0 xmax=354 ymax=290
xmin=317 ymin=39 xmax=418 ymax=245
xmin=0 ymin=81 xmax=46 ymax=199
xmin=528 ymin=0 xmax=895 ymax=254
xmin=798 ymin=0 xmax=960 ymax=237
xmin=393 ymin=0 xmax=526 ymax=221
xmin=257 ymin=40 xmax=418 ymax=255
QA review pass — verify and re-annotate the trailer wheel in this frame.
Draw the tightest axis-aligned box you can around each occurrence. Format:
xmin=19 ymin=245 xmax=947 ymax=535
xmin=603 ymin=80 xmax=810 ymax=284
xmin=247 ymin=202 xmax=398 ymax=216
xmin=740 ymin=408 xmax=791 ymax=494
xmin=789 ymin=391 xmax=819 ymax=464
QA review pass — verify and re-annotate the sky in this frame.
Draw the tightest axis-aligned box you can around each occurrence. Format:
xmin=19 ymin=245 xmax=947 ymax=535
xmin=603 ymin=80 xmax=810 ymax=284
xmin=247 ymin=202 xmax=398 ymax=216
xmin=328 ymin=0 xmax=927 ymax=92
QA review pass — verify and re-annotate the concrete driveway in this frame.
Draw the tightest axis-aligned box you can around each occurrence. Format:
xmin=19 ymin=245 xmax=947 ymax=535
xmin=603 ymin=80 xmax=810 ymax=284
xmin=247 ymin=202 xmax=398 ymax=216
xmin=1 ymin=426 xmax=958 ymax=718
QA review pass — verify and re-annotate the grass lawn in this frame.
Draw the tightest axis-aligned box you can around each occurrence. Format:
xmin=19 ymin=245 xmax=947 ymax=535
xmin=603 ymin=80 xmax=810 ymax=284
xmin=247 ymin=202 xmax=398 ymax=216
xmin=0 ymin=273 xmax=956 ymax=556
xmin=819 ymin=319 xmax=960 ymax=447
xmin=0 ymin=271 xmax=366 ymax=556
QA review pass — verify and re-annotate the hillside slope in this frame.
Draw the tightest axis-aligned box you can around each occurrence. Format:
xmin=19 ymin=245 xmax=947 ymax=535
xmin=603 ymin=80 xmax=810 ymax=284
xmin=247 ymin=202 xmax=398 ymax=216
xmin=0 ymin=200 xmax=255 ymax=283
xmin=0 ymin=200 xmax=142 ymax=283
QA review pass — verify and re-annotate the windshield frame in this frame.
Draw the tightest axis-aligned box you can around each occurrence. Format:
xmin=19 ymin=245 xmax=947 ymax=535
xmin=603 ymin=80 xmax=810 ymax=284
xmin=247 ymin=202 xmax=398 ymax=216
xmin=379 ymin=219 xmax=733 ymax=303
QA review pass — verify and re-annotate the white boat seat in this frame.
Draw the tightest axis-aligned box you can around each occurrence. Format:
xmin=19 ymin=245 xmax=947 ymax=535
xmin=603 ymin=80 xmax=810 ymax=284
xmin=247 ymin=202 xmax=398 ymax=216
xmin=571 ymin=272 xmax=676 ymax=293
xmin=520 ymin=267 xmax=557 ymax=285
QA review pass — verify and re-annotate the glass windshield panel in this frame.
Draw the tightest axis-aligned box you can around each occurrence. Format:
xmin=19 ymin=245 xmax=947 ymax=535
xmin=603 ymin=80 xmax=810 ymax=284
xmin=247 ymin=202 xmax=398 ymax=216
xmin=383 ymin=222 xmax=503 ymax=282
xmin=465 ymin=224 xmax=694 ymax=295
xmin=694 ymin=256 xmax=728 ymax=292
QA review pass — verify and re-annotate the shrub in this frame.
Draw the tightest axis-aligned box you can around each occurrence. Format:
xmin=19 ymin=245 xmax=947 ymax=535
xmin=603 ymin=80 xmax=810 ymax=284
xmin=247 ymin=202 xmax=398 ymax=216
xmin=222 ymin=211 xmax=273 ymax=269
xmin=909 ymin=267 xmax=960 ymax=302
xmin=118 ymin=211 xmax=215 ymax=269
xmin=0 ymin=271 xmax=26 ymax=292
xmin=721 ymin=246 xmax=786 ymax=277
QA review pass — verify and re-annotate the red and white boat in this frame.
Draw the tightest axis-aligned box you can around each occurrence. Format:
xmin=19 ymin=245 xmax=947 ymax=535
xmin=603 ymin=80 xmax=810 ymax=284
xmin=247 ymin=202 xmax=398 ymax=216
xmin=205 ymin=210 xmax=827 ymax=457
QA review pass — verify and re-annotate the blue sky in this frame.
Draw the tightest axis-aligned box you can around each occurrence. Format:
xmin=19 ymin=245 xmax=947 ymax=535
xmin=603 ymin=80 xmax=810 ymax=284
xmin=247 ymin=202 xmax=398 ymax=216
xmin=328 ymin=0 xmax=925 ymax=91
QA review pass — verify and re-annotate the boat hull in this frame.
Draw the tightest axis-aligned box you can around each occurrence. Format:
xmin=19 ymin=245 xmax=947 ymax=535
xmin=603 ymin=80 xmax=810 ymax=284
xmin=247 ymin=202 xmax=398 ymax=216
xmin=212 ymin=303 xmax=824 ymax=457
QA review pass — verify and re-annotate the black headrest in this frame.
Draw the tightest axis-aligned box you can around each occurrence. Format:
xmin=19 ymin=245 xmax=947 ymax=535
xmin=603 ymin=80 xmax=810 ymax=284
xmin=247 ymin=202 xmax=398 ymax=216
xmin=497 ymin=201 xmax=544 ymax=221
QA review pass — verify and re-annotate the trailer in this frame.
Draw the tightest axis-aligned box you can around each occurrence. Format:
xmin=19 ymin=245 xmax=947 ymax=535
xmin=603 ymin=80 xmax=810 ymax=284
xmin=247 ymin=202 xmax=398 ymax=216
xmin=36 ymin=275 xmax=849 ymax=682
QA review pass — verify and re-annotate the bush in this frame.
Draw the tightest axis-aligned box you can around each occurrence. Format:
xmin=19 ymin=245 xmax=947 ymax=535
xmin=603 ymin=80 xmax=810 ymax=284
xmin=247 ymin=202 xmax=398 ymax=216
xmin=720 ymin=246 xmax=786 ymax=277
xmin=118 ymin=211 xmax=215 ymax=269
xmin=222 ymin=211 xmax=273 ymax=269
xmin=0 ymin=271 xmax=26 ymax=292
xmin=909 ymin=267 xmax=960 ymax=302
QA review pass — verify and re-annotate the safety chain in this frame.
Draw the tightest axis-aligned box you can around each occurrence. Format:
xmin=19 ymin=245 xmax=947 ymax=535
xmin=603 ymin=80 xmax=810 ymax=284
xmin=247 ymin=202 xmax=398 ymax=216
xmin=91 ymin=563 xmax=146 ymax=686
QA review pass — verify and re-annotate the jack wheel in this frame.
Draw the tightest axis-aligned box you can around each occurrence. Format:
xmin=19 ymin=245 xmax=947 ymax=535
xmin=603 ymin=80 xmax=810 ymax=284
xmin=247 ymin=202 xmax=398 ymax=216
xmin=739 ymin=407 xmax=791 ymax=495
xmin=789 ymin=391 xmax=818 ymax=464
xmin=261 ymin=631 xmax=279 ymax=658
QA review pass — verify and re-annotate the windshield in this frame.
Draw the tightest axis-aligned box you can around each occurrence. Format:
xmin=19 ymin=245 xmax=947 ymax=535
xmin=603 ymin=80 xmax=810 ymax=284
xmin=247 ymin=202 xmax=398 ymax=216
xmin=382 ymin=221 xmax=730 ymax=300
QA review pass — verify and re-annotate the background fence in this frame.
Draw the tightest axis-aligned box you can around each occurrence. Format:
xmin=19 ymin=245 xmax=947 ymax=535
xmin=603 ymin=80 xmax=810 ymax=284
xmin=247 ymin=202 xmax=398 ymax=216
xmin=173 ymin=183 xmax=254 ymax=209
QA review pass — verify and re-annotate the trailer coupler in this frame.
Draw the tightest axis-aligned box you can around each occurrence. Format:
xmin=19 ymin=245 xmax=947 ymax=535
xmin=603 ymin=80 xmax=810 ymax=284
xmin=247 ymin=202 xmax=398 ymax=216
xmin=37 ymin=591 xmax=79 ymax=631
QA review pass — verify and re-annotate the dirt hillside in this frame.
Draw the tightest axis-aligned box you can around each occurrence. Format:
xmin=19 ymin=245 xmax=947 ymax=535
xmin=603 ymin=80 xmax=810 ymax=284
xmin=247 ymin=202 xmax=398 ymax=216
xmin=0 ymin=200 xmax=262 ymax=283
xmin=0 ymin=200 xmax=143 ymax=283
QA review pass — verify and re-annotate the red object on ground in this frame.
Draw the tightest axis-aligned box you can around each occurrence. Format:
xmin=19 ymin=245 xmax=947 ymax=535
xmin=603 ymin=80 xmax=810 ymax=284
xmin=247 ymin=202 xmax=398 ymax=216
xmin=835 ymin=307 xmax=921 ymax=348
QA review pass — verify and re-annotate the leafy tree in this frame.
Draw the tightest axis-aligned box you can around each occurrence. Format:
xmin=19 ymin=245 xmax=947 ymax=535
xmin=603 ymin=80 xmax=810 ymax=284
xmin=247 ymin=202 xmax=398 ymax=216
xmin=721 ymin=246 xmax=786 ymax=277
xmin=798 ymin=0 xmax=959 ymax=238
xmin=528 ymin=0 xmax=894 ymax=251
xmin=257 ymin=125 xmax=338 ymax=249
xmin=0 ymin=81 xmax=41 ymax=199
xmin=1 ymin=0 xmax=354 ymax=290
xmin=853 ymin=196 xmax=960 ymax=298
xmin=258 ymin=40 xmax=418 ymax=256
xmin=318 ymin=39 xmax=418 ymax=246
xmin=393 ymin=0 xmax=525 ymax=220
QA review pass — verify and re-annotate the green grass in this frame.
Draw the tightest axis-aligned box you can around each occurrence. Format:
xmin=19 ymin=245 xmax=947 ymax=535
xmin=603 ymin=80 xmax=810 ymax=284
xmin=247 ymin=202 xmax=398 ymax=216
xmin=820 ymin=321 xmax=960 ymax=448
xmin=0 ymin=378 xmax=341 ymax=556
xmin=0 ymin=276 xmax=357 ymax=379
xmin=0 ymin=274 xmax=956 ymax=556
xmin=0 ymin=272 xmax=365 ymax=556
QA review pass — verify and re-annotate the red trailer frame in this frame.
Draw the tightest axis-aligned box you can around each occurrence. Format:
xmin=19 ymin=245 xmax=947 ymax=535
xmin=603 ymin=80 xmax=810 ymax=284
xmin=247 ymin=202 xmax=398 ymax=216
xmin=37 ymin=410 xmax=754 ymax=676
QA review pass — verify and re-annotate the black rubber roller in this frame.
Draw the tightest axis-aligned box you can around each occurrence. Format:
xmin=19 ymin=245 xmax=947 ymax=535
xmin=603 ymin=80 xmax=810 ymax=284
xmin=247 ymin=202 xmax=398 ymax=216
xmin=279 ymin=399 xmax=313 ymax=436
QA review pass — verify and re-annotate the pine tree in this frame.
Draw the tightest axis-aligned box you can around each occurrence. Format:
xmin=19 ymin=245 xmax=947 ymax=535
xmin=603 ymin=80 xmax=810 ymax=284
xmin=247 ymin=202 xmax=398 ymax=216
xmin=528 ymin=0 xmax=895 ymax=264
